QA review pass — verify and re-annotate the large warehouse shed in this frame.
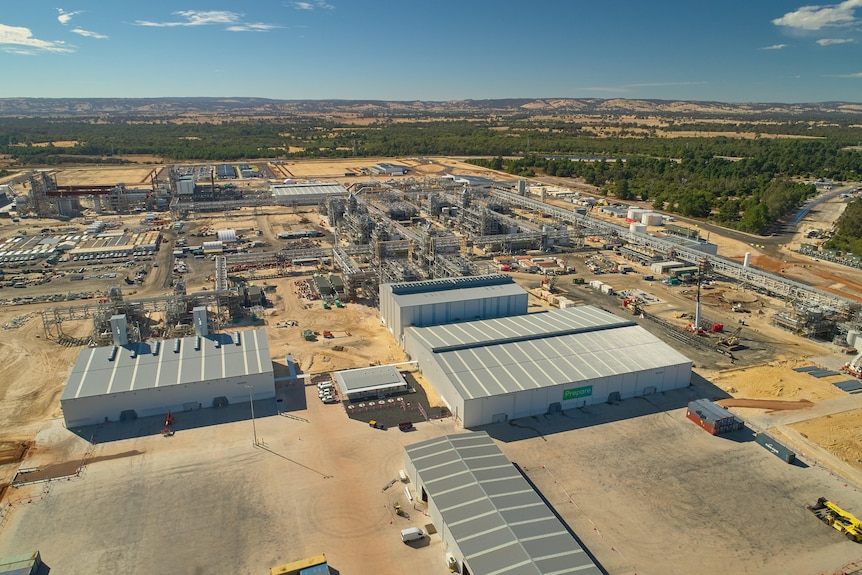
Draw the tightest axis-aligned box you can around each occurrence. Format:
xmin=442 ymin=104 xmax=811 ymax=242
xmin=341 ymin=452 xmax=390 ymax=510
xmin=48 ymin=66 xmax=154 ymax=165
xmin=379 ymin=275 xmax=528 ymax=344
xmin=404 ymin=305 xmax=692 ymax=427
xmin=404 ymin=432 xmax=603 ymax=575
xmin=271 ymin=182 xmax=349 ymax=206
xmin=60 ymin=315 xmax=274 ymax=427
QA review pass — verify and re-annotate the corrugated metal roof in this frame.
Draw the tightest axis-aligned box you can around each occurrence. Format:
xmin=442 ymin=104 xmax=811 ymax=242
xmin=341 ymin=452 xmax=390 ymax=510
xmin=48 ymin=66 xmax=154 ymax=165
xmin=405 ymin=432 xmax=602 ymax=575
xmin=393 ymin=282 xmax=527 ymax=309
xmin=409 ymin=305 xmax=631 ymax=351
xmin=386 ymin=274 xmax=513 ymax=295
xmin=334 ymin=364 xmax=406 ymax=393
xmin=61 ymin=329 xmax=271 ymax=400
xmin=272 ymin=183 xmax=349 ymax=196
xmin=406 ymin=306 xmax=691 ymax=400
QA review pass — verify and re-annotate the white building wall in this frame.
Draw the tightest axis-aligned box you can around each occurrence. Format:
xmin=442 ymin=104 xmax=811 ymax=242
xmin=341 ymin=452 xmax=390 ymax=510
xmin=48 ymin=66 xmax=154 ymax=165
xmin=458 ymin=361 xmax=692 ymax=427
xmin=61 ymin=372 xmax=274 ymax=427
xmin=404 ymin=332 xmax=465 ymax=423
xmin=390 ymin=292 xmax=528 ymax=342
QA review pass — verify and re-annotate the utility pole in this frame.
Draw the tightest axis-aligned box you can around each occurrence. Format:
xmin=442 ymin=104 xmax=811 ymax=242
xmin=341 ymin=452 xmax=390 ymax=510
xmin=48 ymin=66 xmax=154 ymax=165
xmin=242 ymin=383 xmax=257 ymax=446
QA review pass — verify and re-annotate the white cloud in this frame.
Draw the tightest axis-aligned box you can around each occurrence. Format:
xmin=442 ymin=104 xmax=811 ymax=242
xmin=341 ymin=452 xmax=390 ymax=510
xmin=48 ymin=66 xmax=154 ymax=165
xmin=291 ymin=1 xmax=334 ymax=10
xmin=773 ymin=0 xmax=862 ymax=31
xmin=0 ymin=23 xmax=73 ymax=53
xmin=57 ymin=9 xmax=81 ymax=25
xmin=71 ymin=27 xmax=108 ymax=39
xmin=136 ymin=10 xmax=241 ymax=27
xmin=817 ymin=37 xmax=854 ymax=44
xmin=135 ymin=10 xmax=279 ymax=31
xmin=826 ymin=71 xmax=862 ymax=77
xmin=759 ymin=43 xmax=788 ymax=50
xmin=227 ymin=23 xmax=281 ymax=32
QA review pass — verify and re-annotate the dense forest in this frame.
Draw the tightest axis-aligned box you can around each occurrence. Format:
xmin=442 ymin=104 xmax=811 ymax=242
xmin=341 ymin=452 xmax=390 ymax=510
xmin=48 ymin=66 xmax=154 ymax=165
xmin=1 ymin=113 xmax=861 ymax=234
xmin=467 ymin=147 xmax=840 ymax=234
xmin=825 ymin=199 xmax=862 ymax=255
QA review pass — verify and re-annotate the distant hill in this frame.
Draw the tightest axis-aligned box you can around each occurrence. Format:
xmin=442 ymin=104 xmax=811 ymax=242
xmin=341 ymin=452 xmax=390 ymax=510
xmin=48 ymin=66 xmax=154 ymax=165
xmin=1 ymin=97 xmax=861 ymax=118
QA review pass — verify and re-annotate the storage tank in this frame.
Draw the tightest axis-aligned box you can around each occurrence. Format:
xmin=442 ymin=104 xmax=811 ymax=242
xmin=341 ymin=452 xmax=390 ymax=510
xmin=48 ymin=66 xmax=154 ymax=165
xmin=630 ymin=222 xmax=647 ymax=234
xmin=627 ymin=208 xmax=647 ymax=221
xmin=847 ymin=330 xmax=859 ymax=348
xmin=642 ymin=212 xmax=663 ymax=226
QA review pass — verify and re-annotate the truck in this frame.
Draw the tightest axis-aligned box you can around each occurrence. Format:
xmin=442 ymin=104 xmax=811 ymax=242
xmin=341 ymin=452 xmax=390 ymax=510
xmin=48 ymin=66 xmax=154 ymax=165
xmin=808 ymin=497 xmax=862 ymax=541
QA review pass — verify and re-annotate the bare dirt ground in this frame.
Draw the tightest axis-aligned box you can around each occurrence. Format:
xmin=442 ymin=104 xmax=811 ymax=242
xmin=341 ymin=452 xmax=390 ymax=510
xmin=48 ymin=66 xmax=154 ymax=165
xmin=792 ymin=409 xmax=862 ymax=473
xmin=52 ymin=166 xmax=161 ymax=186
xmin=708 ymin=360 xmax=847 ymax=402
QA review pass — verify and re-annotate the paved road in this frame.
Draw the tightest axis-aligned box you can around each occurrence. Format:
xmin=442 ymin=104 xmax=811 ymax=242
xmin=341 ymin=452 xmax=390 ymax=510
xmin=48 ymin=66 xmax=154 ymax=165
xmin=746 ymin=392 xmax=862 ymax=430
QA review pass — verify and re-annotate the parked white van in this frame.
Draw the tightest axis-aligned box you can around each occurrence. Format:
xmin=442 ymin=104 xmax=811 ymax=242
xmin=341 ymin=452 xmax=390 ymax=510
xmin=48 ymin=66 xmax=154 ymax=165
xmin=400 ymin=527 xmax=425 ymax=543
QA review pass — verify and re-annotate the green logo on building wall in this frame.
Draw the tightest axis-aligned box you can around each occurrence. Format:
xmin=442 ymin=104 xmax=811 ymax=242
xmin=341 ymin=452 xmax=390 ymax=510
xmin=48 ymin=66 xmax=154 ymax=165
xmin=563 ymin=386 xmax=593 ymax=401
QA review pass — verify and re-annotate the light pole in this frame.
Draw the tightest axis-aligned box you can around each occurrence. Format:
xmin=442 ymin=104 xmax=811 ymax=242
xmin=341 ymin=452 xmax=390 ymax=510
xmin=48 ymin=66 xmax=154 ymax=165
xmin=242 ymin=383 xmax=257 ymax=446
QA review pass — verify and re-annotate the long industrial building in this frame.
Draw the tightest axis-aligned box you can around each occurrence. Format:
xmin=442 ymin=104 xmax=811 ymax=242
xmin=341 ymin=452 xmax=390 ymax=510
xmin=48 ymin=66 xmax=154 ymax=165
xmin=60 ymin=311 xmax=274 ymax=427
xmin=404 ymin=432 xmax=603 ymax=575
xmin=379 ymin=275 xmax=528 ymax=344
xmin=404 ymin=305 xmax=692 ymax=427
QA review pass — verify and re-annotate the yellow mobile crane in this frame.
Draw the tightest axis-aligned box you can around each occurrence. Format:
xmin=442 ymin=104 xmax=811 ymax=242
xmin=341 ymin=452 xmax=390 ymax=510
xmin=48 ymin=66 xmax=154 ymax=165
xmin=808 ymin=497 xmax=862 ymax=542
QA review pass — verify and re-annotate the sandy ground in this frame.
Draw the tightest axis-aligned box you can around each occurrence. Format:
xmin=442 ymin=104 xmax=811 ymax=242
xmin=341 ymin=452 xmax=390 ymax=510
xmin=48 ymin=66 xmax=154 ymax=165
xmin=792 ymin=408 xmax=862 ymax=473
xmin=52 ymin=166 xmax=161 ymax=186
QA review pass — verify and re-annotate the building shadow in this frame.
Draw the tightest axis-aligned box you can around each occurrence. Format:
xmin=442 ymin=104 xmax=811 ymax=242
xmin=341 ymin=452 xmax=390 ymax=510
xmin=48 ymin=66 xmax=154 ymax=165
xmin=66 ymin=399 xmax=278 ymax=444
xmin=480 ymin=371 xmax=733 ymax=443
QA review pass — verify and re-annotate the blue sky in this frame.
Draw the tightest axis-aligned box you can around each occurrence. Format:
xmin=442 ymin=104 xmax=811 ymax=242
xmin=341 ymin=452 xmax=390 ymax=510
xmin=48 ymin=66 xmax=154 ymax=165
xmin=1 ymin=1 xmax=861 ymax=103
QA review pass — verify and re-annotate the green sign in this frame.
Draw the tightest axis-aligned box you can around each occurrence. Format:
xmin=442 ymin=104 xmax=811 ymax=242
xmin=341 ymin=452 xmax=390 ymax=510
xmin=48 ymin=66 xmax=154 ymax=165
xmin=563 ymin=386 xmax=593 ymax=401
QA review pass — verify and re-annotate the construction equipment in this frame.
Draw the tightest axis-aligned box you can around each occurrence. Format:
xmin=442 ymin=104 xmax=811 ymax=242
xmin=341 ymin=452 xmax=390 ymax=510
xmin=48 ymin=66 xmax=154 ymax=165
xmin=717 ymin=327 xmax=743 ymax=351
xmin=322 ymin=331 xmax=334 ymax=339
xmin=808 ymin=497 xmax=862 ymax=541
xmin=842 ymin=353 xmax=862 ymax=378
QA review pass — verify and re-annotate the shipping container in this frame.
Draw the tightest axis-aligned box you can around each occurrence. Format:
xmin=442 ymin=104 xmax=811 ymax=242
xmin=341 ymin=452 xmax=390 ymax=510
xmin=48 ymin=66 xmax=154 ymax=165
xmin=755 ymin=433 xmax=796 ymax=464
xmin=687 ymin=399 xmax=744 ymax=435
xmin=686 ymin=410 xmax=717 ymax=435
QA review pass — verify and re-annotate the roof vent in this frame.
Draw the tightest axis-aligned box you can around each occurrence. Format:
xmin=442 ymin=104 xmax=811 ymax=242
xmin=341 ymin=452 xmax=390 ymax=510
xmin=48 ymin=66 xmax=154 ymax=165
xmin=173 ymin=338 xmax=181 ymax=353
xmin=152 ymin=341 xmax=160 ymax=356
xmin=233 ymin=331 xmax=241 ymax=346
xmin=195 ymin=336 xmax=201 ymax=351
xmin=108 ymin=346 xmax=118 ymax=362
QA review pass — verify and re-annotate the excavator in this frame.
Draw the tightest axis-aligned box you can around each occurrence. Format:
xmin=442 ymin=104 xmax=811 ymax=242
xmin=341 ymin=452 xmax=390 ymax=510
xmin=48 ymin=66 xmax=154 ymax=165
xmin=808 ymin=497 xmax=862 ymax=542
